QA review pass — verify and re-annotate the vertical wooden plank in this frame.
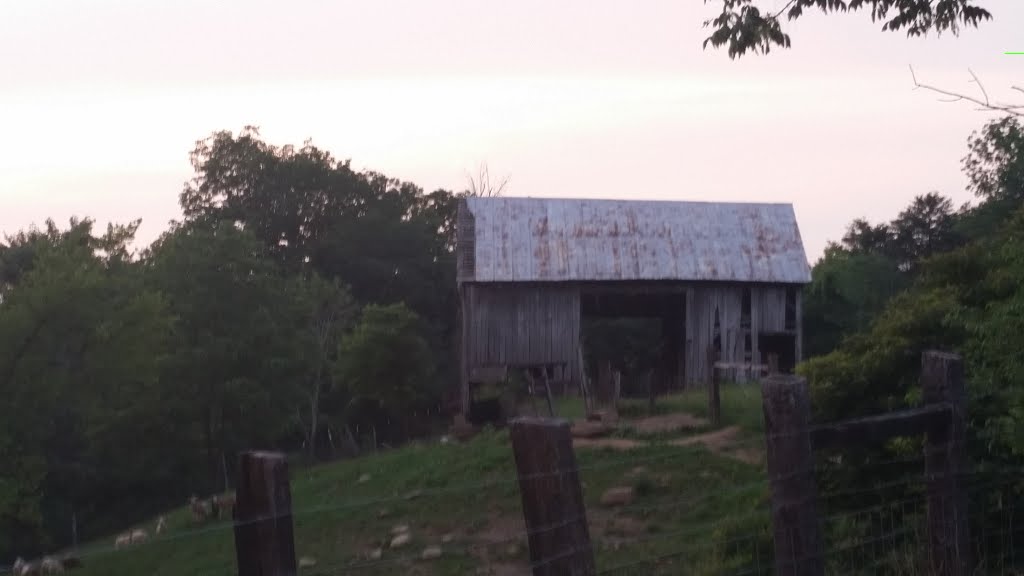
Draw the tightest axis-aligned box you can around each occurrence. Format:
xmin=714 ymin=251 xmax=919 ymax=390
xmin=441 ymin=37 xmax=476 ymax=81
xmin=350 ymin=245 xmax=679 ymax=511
xmin=233 ymin=452 xmax=297 ymax=576
xmin=688 ymin=286 xmax=698 ymax=385
xmin=794 ymin=288 xmax=803 ymax=363
xmin=708 ymin=347 xmax=721 ymax=427
xmin=510 ymin=418 xmax=595 ymax=576
xmin=922 ymin=351 xmax=970 ymax=576
xmin=751 ymin=285 xmax=761 ymax=368
xmin=761 ymin=375 xmax=823 ymax=576
xmin=459 ymin=287 xmax=470 ymax=414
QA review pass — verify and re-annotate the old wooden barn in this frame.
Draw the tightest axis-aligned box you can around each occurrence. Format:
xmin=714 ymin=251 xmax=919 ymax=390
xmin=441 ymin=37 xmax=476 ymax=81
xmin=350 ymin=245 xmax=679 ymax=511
xmin=455 ymin=196 xmax=812 ymax=414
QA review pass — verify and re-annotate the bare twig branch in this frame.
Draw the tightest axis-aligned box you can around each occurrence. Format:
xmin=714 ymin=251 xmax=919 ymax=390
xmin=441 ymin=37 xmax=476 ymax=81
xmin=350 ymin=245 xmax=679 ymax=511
xmin=909 ymin=65 xmax=1023 ymax=117
xmin=968 ymin=68 xmax=990 ymax=105
xmin=466 ymin=163 xmax=510 ymax=198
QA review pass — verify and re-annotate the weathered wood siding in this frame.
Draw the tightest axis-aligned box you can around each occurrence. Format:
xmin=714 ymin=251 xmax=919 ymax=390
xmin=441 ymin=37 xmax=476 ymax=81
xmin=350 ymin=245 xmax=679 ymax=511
xmin=459 ymin=280 xmax=802 ymax=403
xmin=462 ymin=283 xmax=581 ymax=384
xmin=456 ymin=198 xmax=475 ymax=284
xmin=683 ymin=283 xmax=801 ymax=385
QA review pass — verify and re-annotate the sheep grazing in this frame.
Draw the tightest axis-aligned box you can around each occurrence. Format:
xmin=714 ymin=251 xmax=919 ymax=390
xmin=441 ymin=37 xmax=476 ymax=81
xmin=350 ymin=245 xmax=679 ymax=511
xmin=189 ymin=495 xmax=212 ymax=523
xmin=155 ymin=515 xmax=167 ymax=535
xmin=212 ymin=494 xmax=236 ymax=519
xmin=114 ymin=532 xmax=132 ymax=549
xmin=129 ymin=528 xmax=148 ymax=545
xmin=39 ymin=557 xmax=63 ymax=575
xmin=14 ymin=558 xmax=40 ymax=576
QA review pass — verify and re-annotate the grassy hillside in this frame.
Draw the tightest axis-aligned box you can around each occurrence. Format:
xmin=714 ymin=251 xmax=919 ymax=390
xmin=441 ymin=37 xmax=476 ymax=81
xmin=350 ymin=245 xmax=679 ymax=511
xmin=63 ymin=387 xmax=770 ymax=576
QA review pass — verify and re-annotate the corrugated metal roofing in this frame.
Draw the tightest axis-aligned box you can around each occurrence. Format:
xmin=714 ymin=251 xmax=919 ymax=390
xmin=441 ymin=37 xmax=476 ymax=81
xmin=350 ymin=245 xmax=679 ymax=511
xmin=464 ymin=197 xmax=811 ymax=284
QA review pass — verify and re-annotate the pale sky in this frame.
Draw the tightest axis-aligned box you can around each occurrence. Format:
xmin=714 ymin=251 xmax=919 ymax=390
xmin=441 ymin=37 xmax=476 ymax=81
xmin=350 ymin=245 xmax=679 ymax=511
xmin=1 ymin=0 xmax=1022 ymax=261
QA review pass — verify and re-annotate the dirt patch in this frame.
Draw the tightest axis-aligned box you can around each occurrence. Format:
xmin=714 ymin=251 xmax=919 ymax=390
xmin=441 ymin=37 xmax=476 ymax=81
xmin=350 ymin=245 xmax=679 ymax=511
xmin=629 ymin=413 xmax=708 ymax=435
xmin=669 ymin=426 xmax=763 ymax=465
xmin=479 ymin=563 xmax=531 ymax=576
xmin=670 ymin=425 xmax=740 ymax=449
xmin=573 ymin=437 xmax=643 ymax=451
xmin=571 ymin=421 xmax=613 ymax=439
xmin=726 ymin=446 xmax=764 ymax=466
xmin=475 ymin=514 xmax=526 ymax=544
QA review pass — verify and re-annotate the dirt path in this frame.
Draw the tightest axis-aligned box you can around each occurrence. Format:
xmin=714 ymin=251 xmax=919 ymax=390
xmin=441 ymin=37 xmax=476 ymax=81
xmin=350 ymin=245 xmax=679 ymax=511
xmin=669 ymin=426 xmax=763 ymax=465
xmin=572 ymin=418 xmax=763 ymax=465
xmin=628 ymin=413 xmax=708 ymax=435
xmin=572 ymin=437 xmax=644 ymax=451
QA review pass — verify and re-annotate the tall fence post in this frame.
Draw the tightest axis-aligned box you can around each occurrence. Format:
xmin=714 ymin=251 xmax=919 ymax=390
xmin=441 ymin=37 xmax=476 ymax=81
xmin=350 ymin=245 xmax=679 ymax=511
xmin=762 ymin=375 xmax=823 ymax=576
xmin=233 ymin=451 xmax=297 ymax=576
xmin=510 ymin=417 xmax=595 ymax=576
xmin=922 ymin=351 xmax=970 ymax=576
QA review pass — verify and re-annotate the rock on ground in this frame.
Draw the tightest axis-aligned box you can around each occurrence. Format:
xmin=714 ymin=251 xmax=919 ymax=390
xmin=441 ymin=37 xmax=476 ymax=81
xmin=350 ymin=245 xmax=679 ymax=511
xmin=298 ymin=556 xmax=317 ymax=568
xmin=600 ymin=486 xmax=636 ymax=507
xmin=390 ymin=532 xmax=412 ymax=548
xmin=421 ymin=545 xmax=443 ymax=560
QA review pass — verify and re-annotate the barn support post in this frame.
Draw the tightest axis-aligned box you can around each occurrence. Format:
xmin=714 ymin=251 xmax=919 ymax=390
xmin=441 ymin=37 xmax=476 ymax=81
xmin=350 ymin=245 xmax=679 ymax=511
xmin=762 ymin=375 xmax=823 ymax=576
xmin=233 ymin=451 xmax=297 ymax=576
xmin=708 ymin=347 xmax=721 ymax=427
xmin=509 ymin=417 xmax=595 ymax=576
xmin=922 ymin=351 xmax=970 ymax=576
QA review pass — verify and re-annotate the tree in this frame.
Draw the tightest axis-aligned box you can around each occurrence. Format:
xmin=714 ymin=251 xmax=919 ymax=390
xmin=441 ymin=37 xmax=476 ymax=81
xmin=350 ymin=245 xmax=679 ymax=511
xmin=703 ymin=0 xmax=991 ymax=58
xmin=889 ymin=192 xmax=960 ymax=267
xmin=292 ymin=274 xmax=356 ymax=459
xmin=803 ymin=245 xmax=905 ymax=357
xmin=144 ymin=221 xmax=303 ymax=491
xmin=963 ymin=117 xmax=1024 ymax=202
xmin=0 ymin=218 xmax=172 ymax=556
xmin=337 ymin=303 xmax=436 ymax=440
xmin=840 ymin=219 xmax=893 ymax=255
xmin=181 ymin=128 xmax=461 ymax=391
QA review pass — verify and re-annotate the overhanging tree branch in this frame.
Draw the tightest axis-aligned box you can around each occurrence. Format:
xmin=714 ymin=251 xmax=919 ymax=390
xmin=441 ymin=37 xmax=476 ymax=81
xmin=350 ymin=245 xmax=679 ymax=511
xmin=909 ymin=66 xmax=1023 ymax=117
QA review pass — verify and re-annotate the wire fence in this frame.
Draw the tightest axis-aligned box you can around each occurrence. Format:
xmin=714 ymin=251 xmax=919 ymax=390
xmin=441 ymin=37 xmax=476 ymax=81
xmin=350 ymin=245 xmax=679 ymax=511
xmin=7 ymin=450 xmax=1024 ymax=575
xmin=4 ymin=366 xmax=1023 ymax=574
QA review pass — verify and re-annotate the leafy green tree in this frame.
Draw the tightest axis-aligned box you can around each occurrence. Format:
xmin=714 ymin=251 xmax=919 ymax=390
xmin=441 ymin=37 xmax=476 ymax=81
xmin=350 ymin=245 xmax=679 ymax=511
xmin=704 ymin=0 xmax=991 ymax=58
xmin=144 ymin=221 xmax=303 ymax=491
xmin=963 ymin=117 xmax=1024 ymax=203
xmin=181 ymin=128 xmax=460 ymax=392
xmin=0 ymin=219 xmax=172 ymax=557
xmin=803 ymin=245 xmax=905 ymax=357
xmin=890 ymin=192 xmax=961 ymax=269
xmin=291 ymin=274 xmax=356 ymax=459
xmin=337 ymin=303 xmax=436 ymax=440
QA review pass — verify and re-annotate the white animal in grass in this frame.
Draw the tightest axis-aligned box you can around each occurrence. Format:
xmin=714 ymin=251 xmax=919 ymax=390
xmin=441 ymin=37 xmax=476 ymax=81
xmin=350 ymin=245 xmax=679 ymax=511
xmin=39 ymin=556 xmax=64 ymax=574
xmin=129 ymin=528 xmax=148 ymax=544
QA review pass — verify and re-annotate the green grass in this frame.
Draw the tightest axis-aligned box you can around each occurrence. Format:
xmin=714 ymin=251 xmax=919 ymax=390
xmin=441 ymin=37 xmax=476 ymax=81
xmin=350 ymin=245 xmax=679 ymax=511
xmin=68 ymin=391 xmax=770 ymax=576
xmin=554 ymin=383 xmax=765 ymax=436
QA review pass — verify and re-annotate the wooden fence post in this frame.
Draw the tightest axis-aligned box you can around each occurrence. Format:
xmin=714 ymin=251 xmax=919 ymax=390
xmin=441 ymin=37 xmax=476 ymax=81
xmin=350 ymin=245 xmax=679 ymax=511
xmin=708 ymin=348 xmax=721 ymax=427
xmin=510 ymin=417 xmax=595 ymax=576
xmin=762 ymin=375 xmax=823 ymax=576
xmin=921 ymin=351 xmax=970 ymax=576
xmin=233 ymin=451 xmax=297 ymax=576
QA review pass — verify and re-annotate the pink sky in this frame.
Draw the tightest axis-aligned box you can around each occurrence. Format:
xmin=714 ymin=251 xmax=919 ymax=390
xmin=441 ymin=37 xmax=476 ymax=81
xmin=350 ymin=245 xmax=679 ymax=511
xmin=1 ymin=0 xmax=1022 ymax=261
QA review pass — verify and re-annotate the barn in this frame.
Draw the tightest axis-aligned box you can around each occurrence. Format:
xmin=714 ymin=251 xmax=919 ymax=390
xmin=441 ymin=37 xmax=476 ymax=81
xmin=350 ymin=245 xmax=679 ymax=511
xmin=455 ymin=196 xmax=812 ymax=414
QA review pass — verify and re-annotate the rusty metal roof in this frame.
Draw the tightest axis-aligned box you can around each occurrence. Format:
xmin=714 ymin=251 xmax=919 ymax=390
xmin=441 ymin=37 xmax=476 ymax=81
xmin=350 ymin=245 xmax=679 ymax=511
xmin=463 ymin=197 xmax=811 ymax=284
